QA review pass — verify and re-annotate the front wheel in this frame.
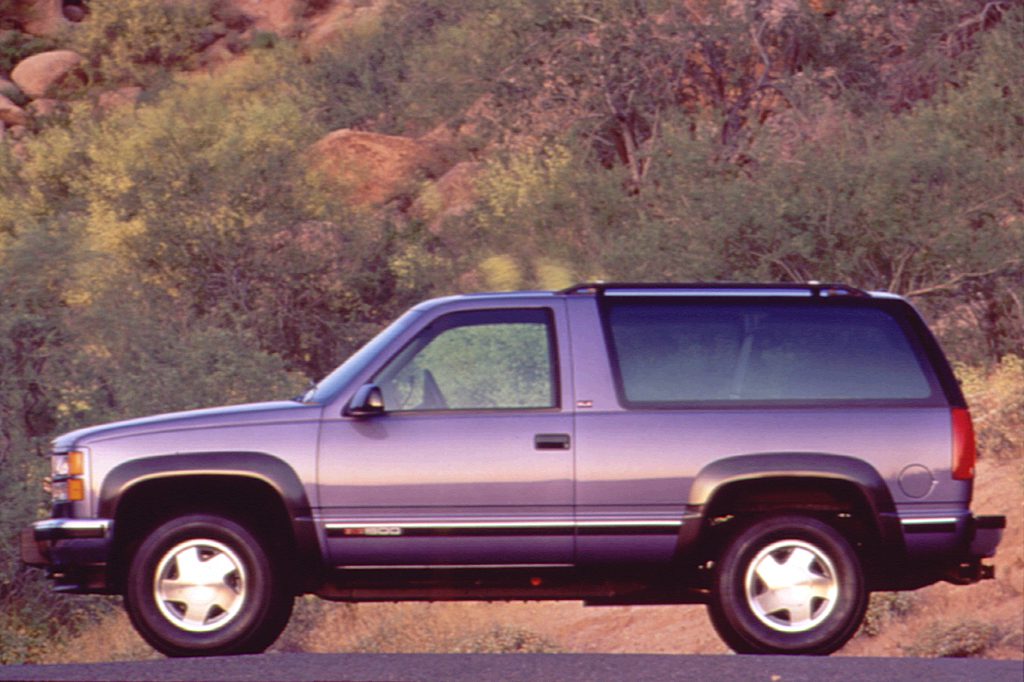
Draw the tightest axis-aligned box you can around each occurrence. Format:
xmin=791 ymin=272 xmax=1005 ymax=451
xmin=124 ymin=514 xmax=293 ymax=657
xmin=707 ymin=515 xmax=867 ymax=655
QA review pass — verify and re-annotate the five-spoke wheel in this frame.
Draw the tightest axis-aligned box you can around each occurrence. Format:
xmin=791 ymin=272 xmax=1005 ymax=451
xmin=153 ymin=538 xmax=248 ymax=633
xmin=125 ymin=514 xmax=292 ymax=657
xmin=708 ymin=515 xmax=867 ymax=655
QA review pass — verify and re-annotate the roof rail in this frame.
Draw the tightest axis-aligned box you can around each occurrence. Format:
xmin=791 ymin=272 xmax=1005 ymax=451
xmin=559 ymin=282 xmax=870 ymax=298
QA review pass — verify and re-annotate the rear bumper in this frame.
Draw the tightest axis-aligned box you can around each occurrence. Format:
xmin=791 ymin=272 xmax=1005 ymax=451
xmin=946 ymin=514 xmax=1005 ymax=584
xmin=890 ymin=512 xmax=1005 ymax=588
xmin=968 ymin=514 xmax=1005 ymax=558
xmin=21 ymin=518 xmax=115 ymax=593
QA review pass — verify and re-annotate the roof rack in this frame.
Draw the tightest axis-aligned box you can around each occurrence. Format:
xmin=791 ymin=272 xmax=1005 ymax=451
xmin=559 ymin=282 xmax=870 ymax=298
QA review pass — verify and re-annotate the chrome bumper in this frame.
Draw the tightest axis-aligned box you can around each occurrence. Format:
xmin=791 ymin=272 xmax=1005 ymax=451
xmin=21 ymin=518 xmax=113 ymax=568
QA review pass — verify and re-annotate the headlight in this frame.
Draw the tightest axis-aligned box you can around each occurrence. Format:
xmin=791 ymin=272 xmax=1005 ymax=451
xmin=50 ymin=450 xmax=86 ymax=502
xmin=51 ymin=451 xmax=85 ymax=478
xmin=51 ymin=478 xmax=85 ymax=503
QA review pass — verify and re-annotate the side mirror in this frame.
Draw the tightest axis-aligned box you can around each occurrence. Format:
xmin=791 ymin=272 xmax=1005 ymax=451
xmin=345 ymin=383 xmax=385 ymax=417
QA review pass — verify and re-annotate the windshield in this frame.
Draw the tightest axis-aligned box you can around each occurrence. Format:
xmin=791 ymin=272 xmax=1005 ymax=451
xmin=301 ymin=308 xmax=424 ymax=404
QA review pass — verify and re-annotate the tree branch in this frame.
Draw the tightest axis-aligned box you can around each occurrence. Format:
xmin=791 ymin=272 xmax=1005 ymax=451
xmin=904 ymin=260 xmax=1020 ymax=297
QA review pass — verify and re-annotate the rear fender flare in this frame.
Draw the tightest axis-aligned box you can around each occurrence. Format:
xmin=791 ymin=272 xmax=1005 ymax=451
xmin=679 ymin=453 xmax=902 ymax=557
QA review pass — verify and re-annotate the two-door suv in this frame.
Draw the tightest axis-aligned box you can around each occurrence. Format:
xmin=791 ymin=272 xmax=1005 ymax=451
xmin=23 ymin=283 xmax=1004 ymax=656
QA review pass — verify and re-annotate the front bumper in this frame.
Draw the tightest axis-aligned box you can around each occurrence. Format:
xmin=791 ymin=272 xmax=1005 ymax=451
xmin=21 ymin=518 xmax=115 ymax=593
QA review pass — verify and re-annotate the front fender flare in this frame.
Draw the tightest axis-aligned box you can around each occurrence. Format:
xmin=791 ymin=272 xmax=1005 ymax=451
xmin=99 ymin=451 xmax=321 ymax=590
xmin=99 ymin=451 xmax=311 ymax=519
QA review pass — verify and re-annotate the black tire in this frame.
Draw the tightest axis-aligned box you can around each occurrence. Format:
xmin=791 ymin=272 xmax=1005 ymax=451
xmin=707 ymin=514 xmax=867 ymax=655
xmin=124 ymin=514 xmax=293 ymax=657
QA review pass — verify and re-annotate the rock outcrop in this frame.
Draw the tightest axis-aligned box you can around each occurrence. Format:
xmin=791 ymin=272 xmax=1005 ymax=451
xmin=221 ymin=0 xmax=304 ymax=36
xmin=97 ymin=86 xmax=143 ymax=112
xmin=0 ymin=78 xmax=24 ymax=103
xmin=10 ymin=50 xmax=85 ymax=100
xmin=0 ymin=93 xmax=30 ymax=127
xmin=304 ymin=0 xmax=387 ymax=49
xmin=26 ymin=97 xmax=61 ymax=119
xmin=17 ymin=0 xmax=69 ymax=37
xmin=411 ymin=161 xmax=482 ymax=234
xmin=310 ymin=129 xmax=455 ymax=207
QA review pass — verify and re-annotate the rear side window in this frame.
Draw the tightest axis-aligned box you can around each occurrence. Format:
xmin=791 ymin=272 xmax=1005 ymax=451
xmin=605 ymin=301 xmax=935 ymax=405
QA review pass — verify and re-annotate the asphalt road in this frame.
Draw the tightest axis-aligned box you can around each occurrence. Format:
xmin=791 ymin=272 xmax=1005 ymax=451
xmin=0 ymin=654 xmax=1021 ymax=682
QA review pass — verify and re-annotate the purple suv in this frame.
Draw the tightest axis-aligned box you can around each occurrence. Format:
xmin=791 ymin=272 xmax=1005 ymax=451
xmin=23 ymin=283 xmax=1005 ymax=656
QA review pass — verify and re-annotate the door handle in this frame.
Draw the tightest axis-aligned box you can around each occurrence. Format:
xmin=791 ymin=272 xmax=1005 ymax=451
xmin=535 ymin=433 xmax=571 ymax=450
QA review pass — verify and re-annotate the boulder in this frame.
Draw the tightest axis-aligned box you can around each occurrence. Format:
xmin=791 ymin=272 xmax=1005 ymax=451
xmin=26 ymin=97 xmax=61 ymax=119
xmin=411 ymin=161 xmax=482 ymax=234
xmin=97 ymin=86 xmax=143 ymax=112
xmin=19 ymin=0 xmax=69 ymax=37
xmin=0 ymin=77 xmax=25 ymax=103
xmin=63 ymin=3 xmax=87 ymax=22
xmin=304 ymin=0 xmax=386 ymax=50
xmin=199 ymin=37 xmax=237 ymax=70
xmin=221 ymin=0 xmax=304 ymax=36
xmin=0 ymin=94 xmax=30 ymax=127
xmin=310 ymin=129 xmax=454 ymax=207
xmin=11 ymin=50 xmax=85 ymax=99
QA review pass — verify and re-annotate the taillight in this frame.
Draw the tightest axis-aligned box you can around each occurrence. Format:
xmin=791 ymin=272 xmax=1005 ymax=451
xmin=951 ymin=408 xmax=977 ymax=480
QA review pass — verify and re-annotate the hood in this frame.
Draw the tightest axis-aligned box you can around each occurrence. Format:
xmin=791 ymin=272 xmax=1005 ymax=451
xmin=54 ymin=400 xmax=319 ymax=450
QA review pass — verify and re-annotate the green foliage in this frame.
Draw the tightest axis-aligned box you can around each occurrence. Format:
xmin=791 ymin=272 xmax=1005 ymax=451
xmin=464 ymin=142 xmax=636 ymax=285
xmin=71 ymin=56 xmax=415 ymax=378
xmin=956 ymin=356 xmax=1024 ymax=465
xmin=250 ymin=31 xmax=279 ymax=50
xmin=0 ymin=215 xmax=99 ymax=665
xmin=459 ymin=6 xmax=1023 ymax=359
xmin=304 ymin=0 xmax=459 ymax=132
xmin=71 ymin=0 xmax=216 ymax=85
xmin=0 ymin=29 xmax=55 ymax=76
xmin=306 ymin=0 xmax=553 ymax=133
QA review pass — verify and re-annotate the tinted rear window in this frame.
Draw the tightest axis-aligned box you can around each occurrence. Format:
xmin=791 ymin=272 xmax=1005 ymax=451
xmin=605 ymin=300 xmax=934 ymax=405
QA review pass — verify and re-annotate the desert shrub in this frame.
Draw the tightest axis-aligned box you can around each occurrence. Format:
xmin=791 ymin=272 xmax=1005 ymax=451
xmin=955 ymin=356 xmax=1024 ymax=465
xmin=250 ymin=30 xmax=279 ymax=50
xmin=905 ymin=620 xmax=1001 ymax=658
xmin=71 ymin=0 xmax=216 ymax=85
xmin=347 ymin=609 xmax=561 ymax=654
xmin=0 ymin=215 xmax=114 ymax=664
xmin=76 ymin=56 xmax=415 ymax=379
xmin=452 ymin=625 xmax=561 ymax=653
xmin=860 ymin=592 xmax=917 ymax=637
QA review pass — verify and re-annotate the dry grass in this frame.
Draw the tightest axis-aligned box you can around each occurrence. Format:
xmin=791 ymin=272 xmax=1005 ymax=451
xmin=38 ymin=611 xmax=158 ymax=665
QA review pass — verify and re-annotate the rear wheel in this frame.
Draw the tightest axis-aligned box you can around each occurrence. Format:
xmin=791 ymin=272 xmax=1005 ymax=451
xmin=124 ymin=514 xmax=293 ymax=657
xmin=707 ymin=514 xmax=867 ymax=655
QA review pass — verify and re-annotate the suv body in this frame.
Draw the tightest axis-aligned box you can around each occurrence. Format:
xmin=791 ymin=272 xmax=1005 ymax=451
xmin=23 ymin=283 xmax=1004 ymax=656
